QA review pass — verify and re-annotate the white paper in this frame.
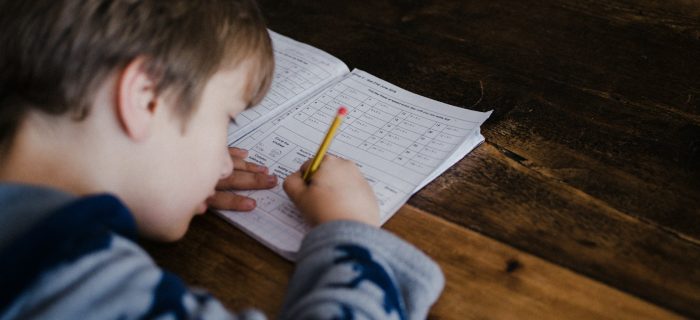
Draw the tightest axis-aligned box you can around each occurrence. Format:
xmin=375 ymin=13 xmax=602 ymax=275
xmin=220 ymin=67 xmax=491 ymax=260
xmin=227 ymin=30 xmax=349 ymax=143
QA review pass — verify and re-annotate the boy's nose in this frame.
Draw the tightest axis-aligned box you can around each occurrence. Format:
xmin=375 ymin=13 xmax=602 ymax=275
xmin=220 ymin=149 xmax=234 ymax=178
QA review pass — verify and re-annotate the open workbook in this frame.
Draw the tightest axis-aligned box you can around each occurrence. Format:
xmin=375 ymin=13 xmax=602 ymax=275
xmin=219 ymin=31 xmax=492 ymax=260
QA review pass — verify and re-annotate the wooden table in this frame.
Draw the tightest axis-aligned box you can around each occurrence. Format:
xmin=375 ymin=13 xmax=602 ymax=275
xmin=143 ymin=1 xmax=700 ymax=318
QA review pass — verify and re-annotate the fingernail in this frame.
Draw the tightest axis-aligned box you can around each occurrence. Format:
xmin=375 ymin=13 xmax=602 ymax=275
xmin=267 ymin=175 xmax=277 ymax=184
xmin=251 ymin=163 xmax=266 ymax=173
xmin=244 ymin=199 xmax=256 ymax=210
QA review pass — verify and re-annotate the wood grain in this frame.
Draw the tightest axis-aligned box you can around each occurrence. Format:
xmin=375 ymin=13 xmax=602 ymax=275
xmin=386 ymin=205 xmax=680 ymax=320
xmin=411 ymin=143 xmax=700 ymax=317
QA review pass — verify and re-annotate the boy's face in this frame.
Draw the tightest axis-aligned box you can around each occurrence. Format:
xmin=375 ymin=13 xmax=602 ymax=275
xmin=133 ymin=62 xmax=253 ymax=241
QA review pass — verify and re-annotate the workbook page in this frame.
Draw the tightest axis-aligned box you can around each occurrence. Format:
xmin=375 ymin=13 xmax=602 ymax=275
xmin=220 ymin=69 xmax=491 ymax=259
xmin=227 ymin=30 xmax=349 ymax=142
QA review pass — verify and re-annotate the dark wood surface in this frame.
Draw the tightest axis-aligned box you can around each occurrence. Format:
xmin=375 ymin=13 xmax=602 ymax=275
xmin=144 ymin=1 xmax=700 ymax=318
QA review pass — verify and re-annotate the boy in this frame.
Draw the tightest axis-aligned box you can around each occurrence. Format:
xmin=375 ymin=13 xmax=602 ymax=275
xmin=0 ymin=0 xmax=444 ymax=319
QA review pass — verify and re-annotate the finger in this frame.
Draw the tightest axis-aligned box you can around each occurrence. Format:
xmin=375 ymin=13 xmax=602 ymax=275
xmin=228 ymin=147 xmax=248 ymax=159
xmin=283 ymin=170 xmax=306 ymax=201
xmin=232 ymin=157 xmax=268 ymax=174
xmin=206 ymin=191 xmax=256 ymax=211
xmin=217 ymin=171 xmax=277 ymax=190
xmin=322 ymin=154 xmax=342 ymax=166
xmin=299 ymin=159 xmax=313 ymax=173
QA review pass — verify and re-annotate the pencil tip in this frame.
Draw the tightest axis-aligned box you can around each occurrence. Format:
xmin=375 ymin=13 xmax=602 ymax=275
xmin=338 ymin=106 xmax=348 ymax=116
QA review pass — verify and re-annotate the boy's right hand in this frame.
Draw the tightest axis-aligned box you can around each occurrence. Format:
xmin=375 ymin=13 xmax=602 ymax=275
xmin=284 ymin=156 xmax=380 ymax=227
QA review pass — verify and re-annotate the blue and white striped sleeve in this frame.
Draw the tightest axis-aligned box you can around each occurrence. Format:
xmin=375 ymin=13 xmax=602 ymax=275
xmin=1 ymin=232 xmax=264 ymax=320
xmin=0 ymin=194 xmax=264 ymax=320
xmin=280 ymin=220 xmax=445 ymax=320
xmin=1 ymin=194 xmax=442 ymax=320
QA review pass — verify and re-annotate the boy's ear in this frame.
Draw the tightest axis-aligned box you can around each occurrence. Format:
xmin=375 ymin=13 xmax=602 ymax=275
xmin=116 ymin=58 xmax=158 ymax=141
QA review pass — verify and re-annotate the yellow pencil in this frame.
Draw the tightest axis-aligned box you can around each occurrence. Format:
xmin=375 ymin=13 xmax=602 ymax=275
xmin=303 ymin=106 xmax=348 ymax=182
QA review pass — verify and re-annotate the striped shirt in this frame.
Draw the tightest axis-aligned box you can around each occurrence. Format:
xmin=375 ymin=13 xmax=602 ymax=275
xmin=0 ymin=184 xmax=443 ymax=319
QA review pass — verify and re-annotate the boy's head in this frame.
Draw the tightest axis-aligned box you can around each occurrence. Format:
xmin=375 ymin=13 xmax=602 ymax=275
xmin=0 ymin=0 xmax=273 ymax=240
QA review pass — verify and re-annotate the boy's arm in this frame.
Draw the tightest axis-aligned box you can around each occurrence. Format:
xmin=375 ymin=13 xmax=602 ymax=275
xmin=282 ymin=221 xmax=444 ymax=320
xmin=281 ymin=157 xmax=445 ymax=320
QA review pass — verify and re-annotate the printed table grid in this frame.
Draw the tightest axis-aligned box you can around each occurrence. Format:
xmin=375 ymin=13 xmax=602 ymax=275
xmin=238 ymin=51 xmax=332 ymax=125
xmin=291 ymin=82 xmax=473 ymax=173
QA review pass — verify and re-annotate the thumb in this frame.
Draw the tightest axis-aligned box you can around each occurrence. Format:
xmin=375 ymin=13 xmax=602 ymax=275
xmin=283 ymin=170 xmax=306 ymax=201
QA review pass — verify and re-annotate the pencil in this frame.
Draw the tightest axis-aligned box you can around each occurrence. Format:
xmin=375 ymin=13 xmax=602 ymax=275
xmin=303 ymin=106 xmax=348 ymax=182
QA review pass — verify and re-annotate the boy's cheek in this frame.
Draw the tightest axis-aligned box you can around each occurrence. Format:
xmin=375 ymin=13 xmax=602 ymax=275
xmin=167 ymin=208 xmax=201 ymax=241
xmin=134 ymin=209 xmax=196 ymax=242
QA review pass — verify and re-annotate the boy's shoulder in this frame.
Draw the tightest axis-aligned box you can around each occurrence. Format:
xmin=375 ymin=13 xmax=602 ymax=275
xmin=0 ymin=184 xmax=140 ymax=296
xmin=0 ymin=183 xmax=137 ymax=253
xmin=0 ymin=184 xmax=237 ymax=319
xmin=0 ymin=185 xmax=144 ymax=317
xmin=0 ymin=184 xmax=74 ymax=250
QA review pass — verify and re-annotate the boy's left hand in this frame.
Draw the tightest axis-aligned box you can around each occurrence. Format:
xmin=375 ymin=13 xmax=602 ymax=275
xmin=206 ymin=147 xmax=277 ymax=211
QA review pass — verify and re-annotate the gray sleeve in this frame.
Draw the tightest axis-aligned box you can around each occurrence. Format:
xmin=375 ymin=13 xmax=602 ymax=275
xmin=280 ymin=220 xmax=444 ymax=320
xmin=1 ymin=234 xmax=266 ymax=320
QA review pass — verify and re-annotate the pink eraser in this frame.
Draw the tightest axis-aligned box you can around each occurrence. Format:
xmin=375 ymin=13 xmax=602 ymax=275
xmin=338 ymin=106 xmax=348 ymax=116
